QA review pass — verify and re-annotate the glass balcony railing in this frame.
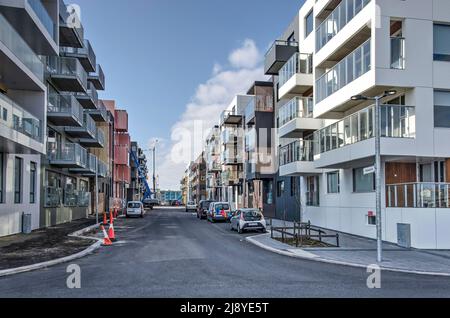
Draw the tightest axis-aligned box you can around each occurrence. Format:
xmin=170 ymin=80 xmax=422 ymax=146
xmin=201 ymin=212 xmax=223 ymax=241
xmin=97 ymin=160 xmax=108 ymax=177
xmin=83 ymin=113 xmax=96 ymax=136
xmin=313 ymin=104 xmax=415 ymax=155
xmin=88 ymin=64 xmax=105 ymax=89
xmin=77 ymin=191 xmax=90 ymax=207
xmin=44 ymin=186 xmax=62 ymax=207
xmin=386 ymin=183 xmax=450 ymax=208
xmin=60 ymin=39 xmax=96 ymax=69
xmin=86 ymin=153 xmax=97 ymax=172
xmin=265 ymin=40 xmax=299 ymax=57
xmin=47 ymin=56 xmax=88 ymax=90
xmin=316 ymin=0 xmax=371 ymax=52
xmin=27 ymin=0 xmax=55 ymax=39
xmin=96 ymin=128 xmax=105 ymax=146
xmin=278 ymin=97 xmax=314 ymax=127
xmin=316 ymin=39 xmax=371 ymax=103
xmin=279 ymin=53 xmax=313 ymax=87
xmin=47 ymin=142 xmax=87 ymax=166
xmin=279 ymin=138 xmax=314 ymax=166
xmin=0 ymin=92 xmax=42 ymax=142
xmin=47 ymin=94 xmax=83 ymax=123
xmin=0 ymin=13 xmax=44 ymax=82
xmin=222 ymin=128 xmax=238 ymax=144
xmin=391 ymin=37 xmax=405 ymax=69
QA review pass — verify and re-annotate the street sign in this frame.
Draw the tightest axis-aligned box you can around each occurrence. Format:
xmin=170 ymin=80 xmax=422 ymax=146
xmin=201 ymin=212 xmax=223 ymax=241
xmin=363 ymin=166 xmax=376 ymax=175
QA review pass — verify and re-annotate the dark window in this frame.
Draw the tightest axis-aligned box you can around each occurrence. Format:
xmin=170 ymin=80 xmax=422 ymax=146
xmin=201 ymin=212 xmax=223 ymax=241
xmin=353 ymin=167 xmax=375 ymax=193
xmin=291 ymin=177 xmax=299 ymax=197
xmin=30 ymin=162 xmax=37 ymax=204
xmin=368 ymin=215 xmax=377 ymax=225
xmin=14 ymin=157 xmax=23 ymax=203
xmin=434 ymin=90 xmax=450 ymax=128
xmin=277 ymin=181 xmax=285 ymax=197
xmin=306 ymin=176 xmax=319 ymax=206
xmin=327 ymin=171 xmax=340 ymax=194
xmin=305 ymin=10 xmax=313 ymax=37
xmin=434 ymin=24 xmax=450 ymax=61
xmin=0 ymin=153 xmax=3 ymax=203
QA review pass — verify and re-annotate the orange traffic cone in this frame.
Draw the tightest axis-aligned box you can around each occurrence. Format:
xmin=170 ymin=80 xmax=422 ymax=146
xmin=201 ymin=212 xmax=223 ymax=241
xmin=100 ymin=225 xmax=113 ymax=246
xmin=109 ymin=211 xmax=114 ymax=224
xmin=103 ymin=212 xmax=108 ymax=225
xmin=108 ymin=222 xmax=116 ymax=242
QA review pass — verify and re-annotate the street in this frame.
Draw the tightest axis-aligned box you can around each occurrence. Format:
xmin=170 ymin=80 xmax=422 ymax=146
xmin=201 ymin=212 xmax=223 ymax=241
xmin=0 ymin=207 xmax=449 ymax=298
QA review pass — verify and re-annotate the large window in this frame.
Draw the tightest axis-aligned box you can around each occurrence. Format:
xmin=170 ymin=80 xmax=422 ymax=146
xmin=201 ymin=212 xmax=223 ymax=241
xmin=353 ymin=167 xmax=375 ymax=193
xmin=305 ymin=10 xmax=313 ymax=38
xmin=434 ymin=90 xmax=450 ymax=128
xmin=434 ymin=24 xmax=450 ymax=61
xmin=306 ymin=176 xmax=320 ymax=206
xmin=277 ymin=181 xmax=285 ymax=197
xmin=30 ymin=162 xmax=37 ymax=204
xmin=14 ymin=157 xmax=23 ymax=203
xmin=0 ymin=153 xmax=3 ymax=203
xmin=327 ymin=171 xmax=340 ymax=194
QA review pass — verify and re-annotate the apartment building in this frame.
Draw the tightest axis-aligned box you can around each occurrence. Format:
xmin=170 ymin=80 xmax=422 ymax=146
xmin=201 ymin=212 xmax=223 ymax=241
xmin=128 ymin=141 xmax=148 ymax=202
xmin=113 ymin=109 xmax=131 ymax=210
xmin=205 ymin=125 xmax=221 ymax=201
xmin=263 ymin=0 xmax=450 ymax=249
xmin=0 ymin=0 xmax=52 ymax=236
xmin=180 ymin=171 xmax=188 ymax=205
xmin=188 ymin=153 xmax=207 ymax=204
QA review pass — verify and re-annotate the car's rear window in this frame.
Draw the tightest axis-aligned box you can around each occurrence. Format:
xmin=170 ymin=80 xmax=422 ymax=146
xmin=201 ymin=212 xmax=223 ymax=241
xmin=243 ymin=210 xmax=262 ymax=221
xmin=128 ymin=203 xmax=141 ymax=208
xmin=201 ymin=201 xmax=213 ymax=208
xmin=215 ymin=204 xmax=230 ymax=211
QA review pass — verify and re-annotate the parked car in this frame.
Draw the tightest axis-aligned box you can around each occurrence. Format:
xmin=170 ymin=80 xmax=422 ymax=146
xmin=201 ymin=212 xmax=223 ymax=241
xmin=230 ymin=209 xmax=266 ymax=234
xmin=126 ymin=201 xmax=145 ymax=218
xmin=207 ymin=202 xmax=231 ymax=223
xmin=186 ymin=201 xmax=197 ymax=212
xmin=197 ymin=200 xmax=215 ymax=219
xmin=143 ymin=198 xmax=159 ymax=210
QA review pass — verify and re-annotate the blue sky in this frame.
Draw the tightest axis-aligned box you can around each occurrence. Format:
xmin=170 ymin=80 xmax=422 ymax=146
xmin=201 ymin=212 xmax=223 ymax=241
xmin=74 ymin=0 xmax=304 ymax=189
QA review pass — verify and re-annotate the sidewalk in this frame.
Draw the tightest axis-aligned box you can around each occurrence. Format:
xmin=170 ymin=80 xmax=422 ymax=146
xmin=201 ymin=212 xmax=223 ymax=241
xmin=0 ymin=218 xmax=97 ymax=271
xmin=247 ymin=219 xmax=450 ymax=276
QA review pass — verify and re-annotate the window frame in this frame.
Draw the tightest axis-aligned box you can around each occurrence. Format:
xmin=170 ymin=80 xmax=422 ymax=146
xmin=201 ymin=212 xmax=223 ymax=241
xmin=30 ymin=161 xmax=37 ymax=204
xmin=305 ymin=9 xmax=314 ymax=38
xmin=14 ymin=157 xmax=23 ymax=204
xmin=327 ymin=171 xmax=340 ymax=194
xmin=353 ymin=167 xmax=375 ymax=193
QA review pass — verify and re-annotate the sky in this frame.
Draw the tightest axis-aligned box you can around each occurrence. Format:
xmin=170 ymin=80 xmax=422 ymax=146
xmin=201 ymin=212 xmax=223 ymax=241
xmin=73 ymin=0 xmax=304 ymax=189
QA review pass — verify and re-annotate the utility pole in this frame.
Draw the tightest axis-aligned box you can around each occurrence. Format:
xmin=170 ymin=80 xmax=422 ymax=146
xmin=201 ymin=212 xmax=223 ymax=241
xmin=95 ymin=156 xmax=99 ymax=224
xmin=351 ymin=90 xmax=397 ymax=263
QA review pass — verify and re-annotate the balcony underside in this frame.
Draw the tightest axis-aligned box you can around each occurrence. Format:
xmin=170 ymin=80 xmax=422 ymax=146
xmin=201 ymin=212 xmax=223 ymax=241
xmin=0 ymin=46 xmax=44 ymax=91
xmin=69 ymin=168 xmax=96 ymax=176
xmin=47 ymin=113 xmax=82 ymax=127
xmin=78 ymin=138 xmax=104 ymax=148
xmin=76 ymin=95 xmax=97 ymax=109
xmin=61 ymin=52 xmax=95 ymax=73
xmin=264 ymin=44 xmax=298 ymax=75
xmin=86 ymin=110 xmax=107 ymax=122
xmin=223 ymin=115 xmax=242 ymax=125
xmin=279 ymin=161 xmax=322 ymax=177
xmin=0 ymin=132 xmax=44 ymax=155
xmin=59 ymin=25 xmax=83 ymax=48
xmin=0 ymin=5 xmax=58 ymax=55
xmin=278 ymin=118 xmax=323 ymax=139
xmin=48 ymin=160 xmax=85 ymax=169
xmin=64 ymin=127 xmax=95 ymax=139
xmin=50 ymin=75 xmax=86 ymax=93
xmin=87 ymin=75 xmax=104 ymax=90
xmin=278 ymin=74 xmax=314 ymax=100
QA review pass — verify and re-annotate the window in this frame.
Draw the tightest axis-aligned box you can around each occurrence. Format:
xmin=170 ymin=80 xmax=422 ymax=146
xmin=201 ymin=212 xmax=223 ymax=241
xmin=434 ymin=24 xmax=450 ymax=61
xmin=434 ymin=90 xmax=450 ymax=128
xmin=353 ymin=167 xmax=375 ymax=193
xmin=14 ymin=157 xmax=23 ymax=203
xmin=367 ymin=214 xmax=376 ymax=226
xmin=277 ymin=181 xmax=285 ymax=197
xmin=306 ymin=176 xmax=319 ymax=206
xmin=2 ymin=108 xmax=7 ymax=121
xmin=30 ymin=162 xmax=37 ymax=204
xmin=0 ymin=153 xmax=3 ymax=203
xmin=291 ymin=177 xmax=299 ymax=197
xmin=305 ymin=10 xmax=313 ymax=37
xmin=327 ymin=171 xmax=340 ymax=194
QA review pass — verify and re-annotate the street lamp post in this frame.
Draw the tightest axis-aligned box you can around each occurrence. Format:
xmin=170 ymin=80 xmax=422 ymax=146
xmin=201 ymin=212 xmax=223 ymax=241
xmin=351 ymin=90 xmax=397 ymax=263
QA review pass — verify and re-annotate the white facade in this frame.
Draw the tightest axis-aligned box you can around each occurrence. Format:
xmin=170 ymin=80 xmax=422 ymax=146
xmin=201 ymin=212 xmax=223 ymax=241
xmin=274 ymin=0 xmax=450 ymax=249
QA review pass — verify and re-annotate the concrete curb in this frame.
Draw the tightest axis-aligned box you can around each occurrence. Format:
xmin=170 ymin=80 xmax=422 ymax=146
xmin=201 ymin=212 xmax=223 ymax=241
xmin=246 ymin=234 xmax=450 ymax=277
xmin=0 ymin=223 xmax=102 ymax=278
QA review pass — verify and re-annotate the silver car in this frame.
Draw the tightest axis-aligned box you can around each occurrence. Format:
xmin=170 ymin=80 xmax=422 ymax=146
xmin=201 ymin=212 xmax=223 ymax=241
xmin=230 ymin=209 xmax=266 ymax=234
xmin=126 ymin=201 xmax=144 ymax=218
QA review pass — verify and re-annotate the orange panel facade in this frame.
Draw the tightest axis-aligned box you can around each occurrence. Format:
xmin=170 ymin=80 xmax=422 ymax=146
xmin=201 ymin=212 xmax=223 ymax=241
xmin=114 ymin=110 xmax=128 ymax=132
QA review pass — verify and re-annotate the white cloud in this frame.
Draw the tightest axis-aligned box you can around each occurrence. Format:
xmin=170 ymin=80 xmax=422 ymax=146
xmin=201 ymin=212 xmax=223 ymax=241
xmin=154 ymin=39 xmax=267 ymax=189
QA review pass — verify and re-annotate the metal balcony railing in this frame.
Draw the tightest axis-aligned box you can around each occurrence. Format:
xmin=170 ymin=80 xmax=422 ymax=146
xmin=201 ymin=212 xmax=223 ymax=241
xmin=279 ymin=138 xmax=314 ymax=166
xmin=278 ymin=97 xmax=314 ymax=127
xmin=279 ymin=53 xmax=313 ymax=87
xmin=386 ymin=183 xmax=450 ymax=208
xmin=313 ymin=104 xmax=416 ymax=155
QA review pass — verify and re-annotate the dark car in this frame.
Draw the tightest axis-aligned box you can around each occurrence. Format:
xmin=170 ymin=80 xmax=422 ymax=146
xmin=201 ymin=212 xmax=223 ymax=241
xmin=197 ymin=200 xmax=215 ymax=220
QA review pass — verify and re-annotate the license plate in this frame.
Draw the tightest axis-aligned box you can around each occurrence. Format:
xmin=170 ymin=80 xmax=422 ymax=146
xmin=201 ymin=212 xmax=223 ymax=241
xmin=249 ymin=223 xmax=258 ymax=227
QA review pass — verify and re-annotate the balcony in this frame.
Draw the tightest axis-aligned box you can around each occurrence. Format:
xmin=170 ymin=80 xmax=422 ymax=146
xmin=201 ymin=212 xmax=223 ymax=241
xmin=208 ymin=160 xmax=221 ymax=172
xmin=61 ymin=39 xmax=96 ymax=72
xmin=79 ymin=127 xmax=105 ymax=148
xmin=245 ymin=95 xmax=274 ymax=125
xmin=85 ymin=99 xmax=108 ymax=122
xmin=278 ymin=53 xmax=313 ymax=99
xmin=75 ymin=83 xmax=98 ymax=109
xmin=222 ymin=149 xmax=243 ymax=166
xmin=0 ymin=13 xmax=44 ymax=88
xmin=313 ymin=104 xmax=416 ymax=169
xmin=65 ymin=113 xmax=96 ymax=138
xmin=59 ymin=0 xmax=84 ymax=48
xmin=47 ymin=94 xmax=83 ymax=127
xmin=88 ymin=64 xmax=106 ymax=91
xmin=386 ymin=183 xmax=450 ymax=209
xmin=47 ymin=56 xmax=88 ymax=92
xmin=264 ymin=40 xmax=299 ymax=75
xmin=0 ymin=92 xmax=43 ymax=154
xmin=221 ymin=110 xmax=243 ymax=126
xmin=316 ymin=39 xmax=371 ymax=105
xmin=222 ymin=128 xmax=238 ymax=145
xmin=221 ymin=169 xmax=243 ymax=186
xmin=48 ymin=142 xmax=87 ymax=168
xmin=278 ymin=97 xmax=322 ymax=138
xmin=316 ymin=0 xmax=371 ymax=52
xmin=97 ymin=160 xmax=108 ymax=178
xmin=279 ymin=138 xmax=318 ymax=176
xmin=70 ymin=152 xmax=97 ymax=176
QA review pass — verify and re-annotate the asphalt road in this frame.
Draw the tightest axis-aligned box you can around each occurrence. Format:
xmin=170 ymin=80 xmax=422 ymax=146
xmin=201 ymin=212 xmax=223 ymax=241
xmin=0 ymin=207 xmax=449 ymax=298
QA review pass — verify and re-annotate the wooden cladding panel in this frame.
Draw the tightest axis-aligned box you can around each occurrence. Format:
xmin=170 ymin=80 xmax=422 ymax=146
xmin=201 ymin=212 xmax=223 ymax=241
xmin=446 ymin=159 xmax=450 ymax=183
xmin=385 ymin=162 xmax=417 ymax=185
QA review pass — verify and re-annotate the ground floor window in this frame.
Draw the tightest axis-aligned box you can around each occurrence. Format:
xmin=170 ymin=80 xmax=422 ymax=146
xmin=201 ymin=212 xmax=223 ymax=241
xmin=30 ymin=162 xmax=37 ymax=204
xmin=306 ymin=176 xmax=319 ymax=206
xmin=353 ymin=167 xmax=375 ymax=193
xmin=0 ymin=153 xmax=3 ymax=203
xmin=14 ymin=157 xmax=23 ymax=204
xmin=263 ymin=180 xmax=273 ymax=204
xmin=327 ymin=171 xmax=340 ymax=194
xmin=277 ymin=180 xmax=285 ymax=197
